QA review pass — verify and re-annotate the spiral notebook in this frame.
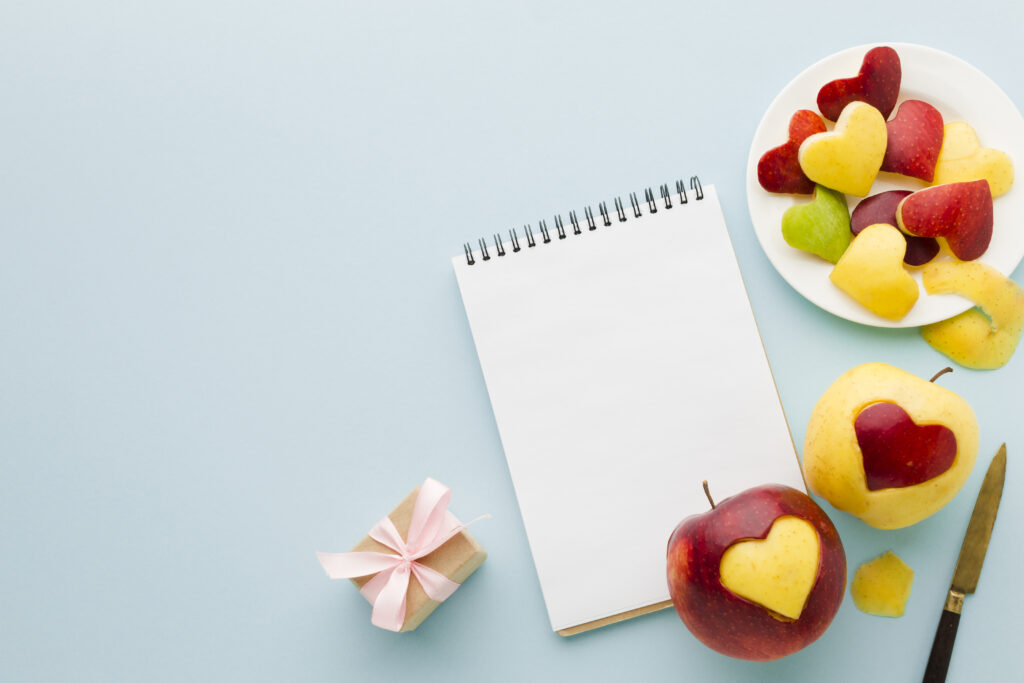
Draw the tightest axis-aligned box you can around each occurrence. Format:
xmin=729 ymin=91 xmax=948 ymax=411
xmin=452 ymin=178 xmax=804 ymax=635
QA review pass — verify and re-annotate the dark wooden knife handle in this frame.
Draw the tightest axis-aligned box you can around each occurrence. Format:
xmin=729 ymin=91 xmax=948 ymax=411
xmin=923 ymin=607 xmax=961 ymax=683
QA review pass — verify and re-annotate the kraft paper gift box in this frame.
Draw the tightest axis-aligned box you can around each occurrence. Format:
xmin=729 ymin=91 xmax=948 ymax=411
xmin=318 ymin=478 xmax=487 ymax=632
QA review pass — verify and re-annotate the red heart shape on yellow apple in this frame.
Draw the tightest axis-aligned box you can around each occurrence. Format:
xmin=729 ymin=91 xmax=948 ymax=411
xmin=855 ymin=402 xmax=957 ymax=490
xmin=803 ymin=363 xmax=979 ymax=529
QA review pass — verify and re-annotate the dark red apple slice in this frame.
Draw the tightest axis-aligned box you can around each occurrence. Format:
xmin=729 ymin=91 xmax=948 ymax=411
xmin=758 ymin=110 xmax=827 ymax=194
xmin=817 ymin=46 xmax=901 ymax=121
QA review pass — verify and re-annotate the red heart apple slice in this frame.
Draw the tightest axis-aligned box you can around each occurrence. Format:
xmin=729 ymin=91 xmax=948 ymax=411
xmin=817 ymin=46 xmax=901 ymax=122
xmin=851 ymin=190 xmax=939 ymax=266
xmin=855 ymin=401 xmax=957 ymax=490
xmin=896 ymin=180 xmax=993 ymax=261
xmin=758 ymin=110 xmax=828 ymax=194
xmin=880 ymin=100 xmax=944 ymax=182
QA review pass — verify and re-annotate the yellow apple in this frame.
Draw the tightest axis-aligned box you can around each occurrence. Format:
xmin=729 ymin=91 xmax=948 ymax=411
xmin=803 ymin=362 xmax=979 ymax=529
xmin=851 ymin=551 xmax=914 ymax=617
xmin=921 ymin=261 xmax=1024 ymax=370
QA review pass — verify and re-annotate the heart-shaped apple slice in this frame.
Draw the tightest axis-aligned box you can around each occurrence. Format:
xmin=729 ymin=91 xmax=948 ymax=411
xmin=830 ymin=224 xmax=919 ymax=320
xmin=880 ymin=100 xmax=944 ymax=182
xmin=782 ymin=185 xmax=851 ymax=263
xmin=933 ymin=121 xmax=1015 ymax=197
xmin=799 ymin=102 xmax=887 ymax=197
xmin=758 ymin=110 xmax=828 ymax=194
xmin=851 ymin=190 xmax=939 ymax=266
xmin=720 ymin=516 xmax=820 ymax=620
xmin=817 ymin=46 xmax=901 ymax=121
xmin=896 ymin=180 xmax=993 ymax=261
xmin=855 ymin=401 xmax=957 ymax=490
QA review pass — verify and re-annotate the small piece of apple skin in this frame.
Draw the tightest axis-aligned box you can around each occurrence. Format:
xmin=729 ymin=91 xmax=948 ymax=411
xmin=851 ymin=551 xmax=914 ymax=617
xmin=921 ymin=261 xmax=1024 ymax=369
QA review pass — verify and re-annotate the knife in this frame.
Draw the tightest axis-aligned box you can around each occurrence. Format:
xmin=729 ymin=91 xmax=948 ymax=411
xmin=922 ymin=443 xmax=1007 ymax=683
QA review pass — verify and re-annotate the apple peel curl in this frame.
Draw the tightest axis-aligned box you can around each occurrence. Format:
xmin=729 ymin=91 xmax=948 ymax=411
xmin=921 ymin=261 xmax=1024 ymax=370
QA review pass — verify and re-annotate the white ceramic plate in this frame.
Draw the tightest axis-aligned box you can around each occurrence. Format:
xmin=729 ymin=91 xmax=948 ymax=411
xmin=746 ymin=43 xmax=1024 ymax=327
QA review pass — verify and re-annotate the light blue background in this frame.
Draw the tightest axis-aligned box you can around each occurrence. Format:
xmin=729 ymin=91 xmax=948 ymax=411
xmin=2 ymin=2 xmax=1022 ymax=681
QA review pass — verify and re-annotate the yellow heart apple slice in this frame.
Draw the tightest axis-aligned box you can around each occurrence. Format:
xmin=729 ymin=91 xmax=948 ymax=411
xmin=798 ymin=101 xmax=887 ymax=197
xmin=830 ymin=223 xmax=919 ymax=320
xmin=719 ymin=516 xmax=820 ymax=620
xmin=921 ymin=261 xmax=1024 ymax=369
xmin=932 ymin=121 xmax=1014 ymax=197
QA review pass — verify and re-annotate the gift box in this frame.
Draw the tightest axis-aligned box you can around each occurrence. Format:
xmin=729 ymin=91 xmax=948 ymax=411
xmin=317 ymin=478 xmax=487 ymax=632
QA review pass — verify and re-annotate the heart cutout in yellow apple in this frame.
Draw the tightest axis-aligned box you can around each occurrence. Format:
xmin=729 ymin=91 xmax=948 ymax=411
xmin=719 ymin=515 xmax=820 ymax=620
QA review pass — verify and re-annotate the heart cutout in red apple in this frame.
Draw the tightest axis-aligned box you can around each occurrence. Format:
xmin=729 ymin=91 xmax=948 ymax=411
xmin=817 ymin=46 xmax=901 ymax=122
xmin=854 ymin=401 xmax=957 ymax=490
xmin=757 ymin=110 xmax=827 ymax=194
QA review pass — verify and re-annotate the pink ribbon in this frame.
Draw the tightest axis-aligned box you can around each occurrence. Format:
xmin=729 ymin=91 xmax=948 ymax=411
xmin=316 ymin=478 xmax=481 ymax=632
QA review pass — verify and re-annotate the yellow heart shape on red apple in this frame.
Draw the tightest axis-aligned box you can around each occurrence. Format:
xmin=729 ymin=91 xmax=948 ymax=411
xmin=719 ymin=516 xmax=820 ymax=620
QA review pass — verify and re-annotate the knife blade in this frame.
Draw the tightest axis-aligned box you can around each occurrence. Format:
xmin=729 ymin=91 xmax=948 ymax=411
xmin=922 ymin=443 xmax=1006 ymax=683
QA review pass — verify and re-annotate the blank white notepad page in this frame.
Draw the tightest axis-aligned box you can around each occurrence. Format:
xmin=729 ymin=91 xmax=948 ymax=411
xmin=452 ymin=185 xmax=804 ymax=632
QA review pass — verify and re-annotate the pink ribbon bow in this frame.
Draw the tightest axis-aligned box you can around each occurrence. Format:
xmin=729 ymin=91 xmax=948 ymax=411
xmin=316 ymin=478 xmax=479 ymax=632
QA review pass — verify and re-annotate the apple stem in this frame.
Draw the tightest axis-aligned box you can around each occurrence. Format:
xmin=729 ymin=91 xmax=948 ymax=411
xmin=702 ymin=480 xmax=716 ymax=509
xmin=929 ymin=367 xmax=953 ymax=383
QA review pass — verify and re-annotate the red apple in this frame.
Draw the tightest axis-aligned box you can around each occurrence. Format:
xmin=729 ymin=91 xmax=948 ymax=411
xmin=817 ymin=46 xmax=901 ymax=121
xmin=758 ymin=109 xmax=828 ymax=194
xmin=666 ymin=483 xmax=846 ymax=661
xmin=896 ymin=180 xmax=993 ymax=261
xmin=851 ymin=190 xmax=939 ymax=266
xmin=880 ymin=99 xmax=944 ymax=181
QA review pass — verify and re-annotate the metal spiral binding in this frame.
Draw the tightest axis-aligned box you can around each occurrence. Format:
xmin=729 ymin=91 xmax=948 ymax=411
xmin=462 ymin=175 xmax=703 ymax=265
